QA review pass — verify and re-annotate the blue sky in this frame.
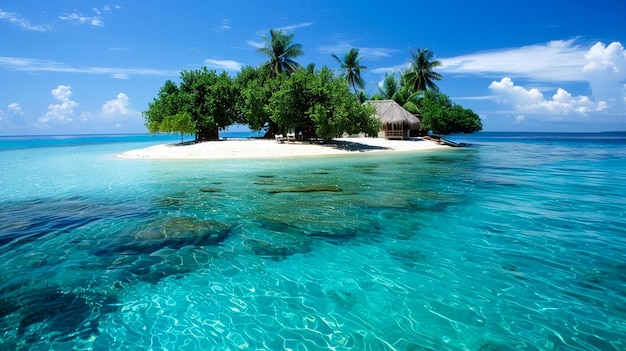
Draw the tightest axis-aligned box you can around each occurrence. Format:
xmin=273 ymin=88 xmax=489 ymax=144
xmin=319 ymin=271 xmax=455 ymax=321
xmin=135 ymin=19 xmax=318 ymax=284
xmin=1 ymin=0 xmax=625 ymax=135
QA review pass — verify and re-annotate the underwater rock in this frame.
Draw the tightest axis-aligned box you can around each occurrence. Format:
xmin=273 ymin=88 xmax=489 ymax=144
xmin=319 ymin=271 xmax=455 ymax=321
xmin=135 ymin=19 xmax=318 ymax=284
xmin=13 ymin=287 xmax=119 ymax=344
xmin=199 ymin=187 xmax=220 ymax=193
xmin=388 ymin=249 xmax=428 ymax=267
xmin=306 ymin=228 xmax=357 ymax=245
xmin=97 ymin=217 xmax=231 ymax=255
xmin=117 ymin=255 xmax=192 ymax=285
xmin=475 ymin=340 xmax=514 ymax=351
xmin=501 ymin=264 xmax=518 ymax=272
xmin=0 ymin=197 xmax=149 ymax=250
xmin=266 ymin=185 xmax=342 ymax=194
xmin=326 ymin=289 xmax=357 ymax=307
xmin=252 ymin=180 xmax=277 ymax=185
xmin=245 ymin=220 xmax=313 ymax=259
xmin=244 ymin=238 xmax=312 ymax=260
xmin=352 ymin=164 xmax=379 ymax=169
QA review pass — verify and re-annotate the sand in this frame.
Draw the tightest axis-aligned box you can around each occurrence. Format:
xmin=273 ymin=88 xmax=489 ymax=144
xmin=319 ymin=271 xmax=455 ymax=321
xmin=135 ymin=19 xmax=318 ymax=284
xmin=118 ymin=137 xmax=449 ymax=160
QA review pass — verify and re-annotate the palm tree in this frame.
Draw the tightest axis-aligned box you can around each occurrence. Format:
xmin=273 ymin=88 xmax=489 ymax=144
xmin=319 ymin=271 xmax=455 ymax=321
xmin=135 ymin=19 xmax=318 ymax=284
xmin=332 ymin=48 xmax=367 ymax=92
xmin=257 ymin=29 xmax=304 ymax=77
xmin=402 ymin=48 xmax=442 ymax=94
xmin=378 ymin=73 xmax=400 ymax=100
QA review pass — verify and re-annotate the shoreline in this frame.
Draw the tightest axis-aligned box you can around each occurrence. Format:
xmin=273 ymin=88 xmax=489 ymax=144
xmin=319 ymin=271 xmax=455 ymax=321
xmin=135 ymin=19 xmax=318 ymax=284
xmin=118 ymin=137 xmax=450 ymax=160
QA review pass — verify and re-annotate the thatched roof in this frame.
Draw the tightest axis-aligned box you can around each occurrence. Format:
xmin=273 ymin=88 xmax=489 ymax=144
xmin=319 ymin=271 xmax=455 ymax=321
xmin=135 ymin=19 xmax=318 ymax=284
xmin=365 ymin=100 xmax=421 ymax=128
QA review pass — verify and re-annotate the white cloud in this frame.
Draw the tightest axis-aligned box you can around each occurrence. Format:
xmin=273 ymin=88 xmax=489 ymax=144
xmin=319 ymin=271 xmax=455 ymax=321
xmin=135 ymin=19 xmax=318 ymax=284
xmin=7 ymin=102 xmax=23 ymax=115
xmin=440 ymin=39 xmax=587 ymax=81
xmin=0 ymin=102 xmax=28 ymax=128
xmin=98 ymin=93 xmax=142 ymax=131
xmin=215 ymin=19 xmax=231 ymax=32
xmin=205 ymin=58 xmax=242 ymax=71
xmin=40 ymin=85 xmax=78 ymax=123
xmin=58 ymin=5 xmax=120 ymax=28
xmin=0 ymin=56 xmax=179 ymax=77
xmin=275 ymin=22 xmax=313 ymax=32
xmin=489 ymin=77 xmax=602 ymax=118
xmin=247 ymin=40 xmax=264 ymax=49
xmin=59 ymin=12 xmax=104 ymax=27
xmin=319 ymin=43 xmax=395 ymax=59
xmin=583 ymin=42 xmax=626 ymax=104
xmin=101 ymin=93 xmax=132 ymax=116
xmin=0 ymin=8 xmax=51 ymax=31
xmin=484 ymin=41 xmax=626 ymax=122
xmin=371 ymin=64 xmax=406 ymax=75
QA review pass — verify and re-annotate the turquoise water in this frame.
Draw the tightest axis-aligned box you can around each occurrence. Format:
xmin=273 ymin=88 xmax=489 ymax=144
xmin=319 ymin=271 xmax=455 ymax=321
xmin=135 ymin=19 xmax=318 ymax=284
xmin=0 ymin=132 xmax=624 ymax=350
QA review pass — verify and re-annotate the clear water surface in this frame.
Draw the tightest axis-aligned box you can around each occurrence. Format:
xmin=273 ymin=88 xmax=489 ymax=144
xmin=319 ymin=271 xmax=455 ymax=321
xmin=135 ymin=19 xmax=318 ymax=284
xmin=0 ymin=132 xmax=624 ymax=350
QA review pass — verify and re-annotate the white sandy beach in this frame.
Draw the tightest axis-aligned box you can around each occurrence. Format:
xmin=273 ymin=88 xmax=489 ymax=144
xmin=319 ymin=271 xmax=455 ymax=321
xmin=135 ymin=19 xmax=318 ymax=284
xmin=118 ymin=137 xmax=449 ymax=159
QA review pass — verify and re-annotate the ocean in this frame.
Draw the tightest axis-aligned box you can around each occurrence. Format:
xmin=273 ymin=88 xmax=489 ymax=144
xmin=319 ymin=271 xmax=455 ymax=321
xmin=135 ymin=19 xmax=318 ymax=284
xmin=0 ymin=132 xmax=624 ymax=350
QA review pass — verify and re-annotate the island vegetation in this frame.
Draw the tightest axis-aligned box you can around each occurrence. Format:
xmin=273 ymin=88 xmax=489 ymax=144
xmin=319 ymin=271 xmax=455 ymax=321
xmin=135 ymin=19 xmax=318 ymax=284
xmin=143 ymin=30 xmax=482 ymax=141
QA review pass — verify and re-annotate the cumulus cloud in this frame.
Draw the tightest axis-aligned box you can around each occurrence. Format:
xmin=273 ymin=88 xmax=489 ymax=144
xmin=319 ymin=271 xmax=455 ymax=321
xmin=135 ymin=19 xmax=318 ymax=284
xmin=0 ymin=8 xmax=51 ymax=31
xmin=98 ymin=93 xmax=143 ymax=131
xmin=489 ymin=77 xmax=601 ymax=118
xmin=0 ymin=102 xmax=27 ymax=127
xmin=7 ymin=102 xmax=23 ymax=115
xmin=205 ymin=58 xmax=242 ymax=71
xmin=39 ymin=85 xmax=78 ymax=123
xmin=483 ymin=41 xmax=626 ymax=123
xmin=101 ymin=93 xmax=132 ymax=116
xmin=582 ymin=42 xmax=626 ymax=105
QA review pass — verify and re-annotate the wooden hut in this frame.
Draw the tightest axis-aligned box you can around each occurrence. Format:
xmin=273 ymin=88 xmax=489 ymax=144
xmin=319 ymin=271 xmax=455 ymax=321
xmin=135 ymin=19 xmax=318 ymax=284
xmin=365 ymin=100 xmax=421 ymax=139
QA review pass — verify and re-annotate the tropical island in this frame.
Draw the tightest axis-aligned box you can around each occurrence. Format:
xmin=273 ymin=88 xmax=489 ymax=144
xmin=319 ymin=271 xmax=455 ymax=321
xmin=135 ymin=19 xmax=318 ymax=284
xmin=130 ymin=29 xmax=482 ymax=159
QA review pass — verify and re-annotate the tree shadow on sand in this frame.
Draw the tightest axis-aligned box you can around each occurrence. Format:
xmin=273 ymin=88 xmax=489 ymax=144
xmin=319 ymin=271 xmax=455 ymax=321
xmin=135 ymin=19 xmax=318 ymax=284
xmin=326 ymin=140 xmax=390 ymax=152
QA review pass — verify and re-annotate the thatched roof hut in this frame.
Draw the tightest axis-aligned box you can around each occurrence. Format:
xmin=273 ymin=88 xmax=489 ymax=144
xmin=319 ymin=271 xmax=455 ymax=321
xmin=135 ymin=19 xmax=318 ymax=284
xmin=365 ymin=100 xmax=420 ymax=139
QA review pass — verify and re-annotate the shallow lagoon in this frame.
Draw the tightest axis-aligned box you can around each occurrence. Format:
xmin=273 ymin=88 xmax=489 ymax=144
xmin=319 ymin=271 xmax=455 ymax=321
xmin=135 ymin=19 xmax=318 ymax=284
xmin=0 ymin=133 xmax=625 ymax=350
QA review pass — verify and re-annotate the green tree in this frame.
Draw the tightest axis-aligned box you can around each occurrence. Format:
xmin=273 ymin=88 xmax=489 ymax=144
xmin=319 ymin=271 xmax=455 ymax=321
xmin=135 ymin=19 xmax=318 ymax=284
xmin=161 ymin=112 xmax=196 ymax=143
xmin=234 ymin=66 xmax=284 ymax=137
xmin=332 ymin=48 xmax=367 ymax=93
xmin=376 ymin=73 xmax=400 ymax=100
xmin=418 ymin=90 xmax=482 ymax=135
xmin=143 ymin=80 xmax=180 ymax=134
xmin=402 ymin=48 xmax=442 ymax=94
xmin=308 ymin=67 xmax=379 ymax=141
xmin=372 ymin=74 xmax=421 ymax=114
xmin=257 ymin=29 xmax=304 ymax=77
xmin=266 ymin=66 xmax=380 ymax=142
xmin=179 ymin=68 xmax=237 ymax=140
xmin=392 ymin=87 xmax=421 ymax=114
xmin=266 ymin=67 xmax=313 ymax=132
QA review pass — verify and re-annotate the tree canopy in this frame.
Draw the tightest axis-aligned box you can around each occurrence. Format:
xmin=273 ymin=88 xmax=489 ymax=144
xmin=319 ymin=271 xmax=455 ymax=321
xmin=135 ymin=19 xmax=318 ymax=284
xmin=418 ymin=90 xmax=483 ymax=135
xmin=402 ymin=48 xmax=442 ymax=93
xmin=332 ymin=48 xmax=367 ymax=93
xmin=266 ymin=66 xmax=380 ymax=141
xmin=144 ymin=32 xmax=481 ymax=142
xmin=257 ymin=29 xmax=304 ymax=77
xmin=143 ymin=68 xmax=237 ymax=140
